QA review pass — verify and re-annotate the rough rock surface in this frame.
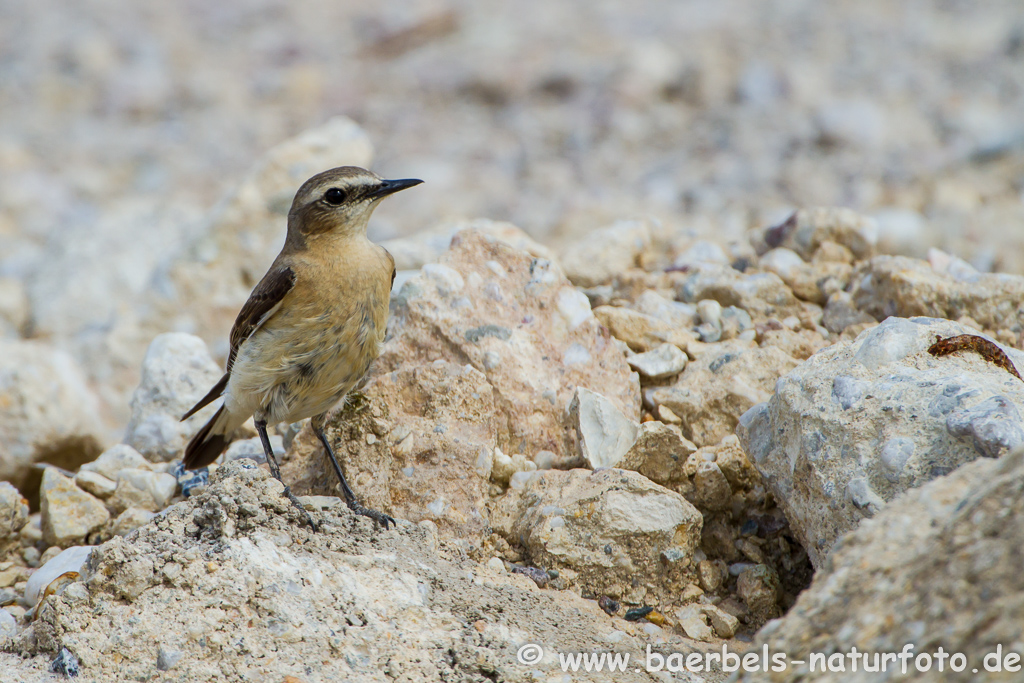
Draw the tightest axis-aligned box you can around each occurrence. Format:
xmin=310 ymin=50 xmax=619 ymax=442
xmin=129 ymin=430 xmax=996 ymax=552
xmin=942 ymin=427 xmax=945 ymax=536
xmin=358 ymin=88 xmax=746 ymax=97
xmin=284 ymin=361 xmax=496 ymax=539
xmin=851 ymin=255 xmax=1024 ymax=334
xmin=490 ymin=468 xmax=702 ymax=606
xmin=0 ymin=341 xmax=104 ymax=497
xmin=12 ymin=461 xmax=721 ymax=683
xmin=379 ymin=229 xmax=639 ymax=458
xmin=739 ymin=316 xmax=1024 ymax=567
xmin=647 ymin=341 xmax=800 ymax=447
xmin=123 ymin=333 xmax=223 ymax=462
xmin=738 ymin=446 xmax=1024 ymax=683
xmin=381 ymin=218 xmax=556 ymax=271
xmin=570 ymin=387 xmax=640 ymax=469
xmin=0 ymin=481 xmax=29 ymax=557
xmin=559 ymin=219 xmax=655 ymax=287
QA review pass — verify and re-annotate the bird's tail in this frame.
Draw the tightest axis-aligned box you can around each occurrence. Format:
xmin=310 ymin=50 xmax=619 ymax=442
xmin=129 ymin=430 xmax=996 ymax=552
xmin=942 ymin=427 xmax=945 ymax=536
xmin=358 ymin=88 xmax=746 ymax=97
xmin=183 ymin=405 xmax=234 ymax=469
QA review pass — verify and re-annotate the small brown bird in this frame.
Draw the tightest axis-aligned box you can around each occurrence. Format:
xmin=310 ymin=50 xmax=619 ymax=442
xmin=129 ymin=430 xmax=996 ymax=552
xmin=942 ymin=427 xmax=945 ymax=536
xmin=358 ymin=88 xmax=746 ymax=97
xmin=180 ymin=166 xmax=422 ymax=530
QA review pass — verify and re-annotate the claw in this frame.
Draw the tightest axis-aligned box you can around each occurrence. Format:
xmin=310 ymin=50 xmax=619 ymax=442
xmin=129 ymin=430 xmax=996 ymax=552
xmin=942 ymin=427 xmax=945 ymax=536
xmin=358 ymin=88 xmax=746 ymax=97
xmin=347 ymin=500 xmax=395 ymax=530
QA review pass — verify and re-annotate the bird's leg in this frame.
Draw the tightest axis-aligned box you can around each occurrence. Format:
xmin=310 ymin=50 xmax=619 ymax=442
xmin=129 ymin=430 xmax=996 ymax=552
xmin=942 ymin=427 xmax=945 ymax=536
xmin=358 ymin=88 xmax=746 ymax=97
xmin=312 ymin=414 xmax=394 ymax=529
xmin=255 ymin=418 xmax=319 ymax=532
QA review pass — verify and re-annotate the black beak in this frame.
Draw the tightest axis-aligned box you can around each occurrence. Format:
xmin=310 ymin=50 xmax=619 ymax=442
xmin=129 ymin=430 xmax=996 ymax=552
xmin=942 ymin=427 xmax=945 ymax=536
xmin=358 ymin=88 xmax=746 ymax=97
xmin=371 ymin=178 xmax=423 ymax=199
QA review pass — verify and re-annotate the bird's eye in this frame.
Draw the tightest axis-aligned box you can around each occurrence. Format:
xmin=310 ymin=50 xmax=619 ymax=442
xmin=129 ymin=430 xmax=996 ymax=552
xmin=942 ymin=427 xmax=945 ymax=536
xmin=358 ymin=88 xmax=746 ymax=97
xmin=324 ymin=188 xmax=347 ymax=205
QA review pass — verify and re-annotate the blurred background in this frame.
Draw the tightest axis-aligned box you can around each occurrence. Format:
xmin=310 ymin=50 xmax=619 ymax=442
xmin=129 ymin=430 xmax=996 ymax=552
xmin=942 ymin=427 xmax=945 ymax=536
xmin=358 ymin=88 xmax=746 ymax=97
xmin=1 ymin=0 xmax=1023 ymax=430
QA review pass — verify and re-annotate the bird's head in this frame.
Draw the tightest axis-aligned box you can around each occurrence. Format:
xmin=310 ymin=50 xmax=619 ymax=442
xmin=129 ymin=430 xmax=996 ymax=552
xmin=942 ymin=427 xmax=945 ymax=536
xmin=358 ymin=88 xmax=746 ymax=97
xmin=287 ymin=166 xmax=422 ymax=240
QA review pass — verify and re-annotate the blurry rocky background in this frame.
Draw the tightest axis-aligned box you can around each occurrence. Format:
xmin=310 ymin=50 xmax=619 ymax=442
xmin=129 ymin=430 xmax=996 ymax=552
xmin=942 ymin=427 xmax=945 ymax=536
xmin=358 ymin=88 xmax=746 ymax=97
xmin=3 ymin=1 xmax=1024 ymax=681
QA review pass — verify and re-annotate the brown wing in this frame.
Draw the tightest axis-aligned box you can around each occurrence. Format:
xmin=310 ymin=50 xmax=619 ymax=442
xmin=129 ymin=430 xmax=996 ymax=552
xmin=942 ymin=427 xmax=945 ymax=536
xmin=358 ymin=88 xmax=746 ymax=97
xmin=227 ymin=266 xmax=296 ymax=371
xmin=180 ymin=266 xmax=295 ymax=422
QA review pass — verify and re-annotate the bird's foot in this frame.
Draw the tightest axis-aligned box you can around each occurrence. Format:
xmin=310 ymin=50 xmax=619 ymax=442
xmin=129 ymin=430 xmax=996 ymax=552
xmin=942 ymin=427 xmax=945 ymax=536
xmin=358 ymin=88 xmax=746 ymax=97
xmin=347 ymin=499 xmax=395 ymax=530
xmin=282 ymin=486 xmax=320 ymax=532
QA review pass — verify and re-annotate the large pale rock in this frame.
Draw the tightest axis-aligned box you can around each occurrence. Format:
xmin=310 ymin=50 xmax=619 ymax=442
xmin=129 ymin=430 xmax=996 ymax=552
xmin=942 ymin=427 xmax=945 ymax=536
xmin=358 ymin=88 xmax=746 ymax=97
xmin=739 ymin=316 xmax=1024 ymax=568
xmin=381 ymin=230 xmax=639 ymax=459
xmin=490 ymin=468 xmax=702 ymax=605
xmin=123 ymin=333 xmax=223 ymax=462
xmin=284 ymin=361 xmax=496 ymax=539
xmin=647 ymin=341 xmax=799 ymax=447
xmin=569 ymin=387 xmax=639 ymax=469
xmin=559 ymin=218 xmax=654 ymax=287
xmin=0 ymin=340 xmax=103 ymax=496
xmin=738 ymin=447 xmax=1024 ymax=683
xmin=40 ymin=468 xmax=110 ymax=547
xmin=21 ymin=461 xmax=691 ymax=682
xmin=851 ymin=254 xmax=1024 ymax=333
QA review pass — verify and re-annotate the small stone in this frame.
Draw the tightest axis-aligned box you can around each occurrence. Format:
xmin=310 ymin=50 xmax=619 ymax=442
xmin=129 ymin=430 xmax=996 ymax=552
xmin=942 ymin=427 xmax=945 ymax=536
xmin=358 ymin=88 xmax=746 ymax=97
xmin=626 ymin=343 xmax=688 ymax=380
xmin=22 ymin=546 xmax=41 ymax=567
xmin=737 ymin=564 xmax=781 ymax=621
xmin=40 ymin=468 xmax=110 ymax=546
xmin=0 ymin=482 xmax=29 ymax=556
xmin=39 ymin=545 xmax=63 ymax=565
xmin=656 ymin=405 xmax=682 ymax=424
xmin=73 ymin=471 xmax=117 ymax=499
xmin=490 ymin=448 xmax=536 ymax=485
xmin=510 ymin=564 xmax=549 ymax=588
xmin=156 ymin=646 xmax=183 ymax=671
xmin=109 ymin=469 xmax=179 ymax=512
xmin=693 ymin=460 xmax=732 ymax=511
xmin=80 ymin=444 xmax=152 ymax=480
xmin=0 ymin=608 xmax=15 ymax=638
xmin=696 ymin=299 xmax=722 ymax=329
xmin=296 ymin=496 xmax=342 ymax=511
xmin=599 ymin=595 xmax=620 ymax=615
xmin=570 ymin=387 xmax=640 ymax=469
xmin=697 ymin=560 xmax=724 ymax=593
xmin=674 ymin=605 xmax=714 ymax=642
xmin=25 ymin=546 xmax=93 ymax=605
xmin=620 ymin=421 xmax=697 ymax=486
xmin=51 ymin=647 xmax=80 ymax=677
xmin=702 ymin=604 xmax=739 ymax=638
xmin=593 ymin=305 xmax=695 ymax=352
xmin=109 ymin=507 xmax=157 ymax=537
xmin=486 ymin=557 xmax=506 ymax=574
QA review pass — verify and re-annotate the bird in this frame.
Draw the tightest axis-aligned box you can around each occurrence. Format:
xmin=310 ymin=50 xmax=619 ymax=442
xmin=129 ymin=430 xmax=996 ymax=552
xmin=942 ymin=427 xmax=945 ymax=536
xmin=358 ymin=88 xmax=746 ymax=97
xmin=180 ymin=166 xmax=422 ymax=531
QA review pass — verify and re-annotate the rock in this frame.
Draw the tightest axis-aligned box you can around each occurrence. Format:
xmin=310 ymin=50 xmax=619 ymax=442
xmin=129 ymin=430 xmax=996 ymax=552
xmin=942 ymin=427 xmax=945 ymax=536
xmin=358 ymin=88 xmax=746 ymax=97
xmin=620 ymin=421 xmax=698 ymax=486
xmin=490 ymin=448 xmax=536 ymax=486
xmin=40 ymin=468 xmax=110 ymax=547
xmin=822 ymin=290 xmax=875 ymax=333
xmin=648 ymin=341 xmax=800 ymax=447
xmin=79 ymin=444 xmax=153 ymax=480
xmin=673 ymin=240 xmax=730 ymax=269
xmin=696 ymin=559 xmax=725 ymax=594
xmin=223 ymin=435 xmax=284 ymax=465
xmin=674 ymin=605 xmax=714 ymax=642
xmin=674 ymin=266 xmax=803 ymax=322
xmin=701 ymin=603 xmax=739 ymax=639
xmin=284 ymin=361 xmax=496 ymax=540
xmin=490 ymin=468 xmax=702 ymax=605
xmin=379 ymin=229 xmax=639 ymax=459
xmin=739 ymin=316 xmax=1024 ymax=568
xmin=0 ymin=340 xmax=104 ymax=497
xmin=123 ymin=333 xmax=223 ymax=462
xmin=693 ymin=460 xmax=732 ymax=511
xmin=73 ymin=471 xmax=117 ymax=499
xmin=755 ymin=207 xmax=877 ymax=261
xmin=738 ymin=447 xmax=1024 ymax=683
xmin=569 ymin=387 xmax=640 ymax=469
xmin=626 ymin=343 xmax=687 ymax=380
xmin=173 ymin=461 xmax=209 ymax=498
xmin=108 ymin=508 xmax=157 ymax=537
xmin=736 ymin=564 xmax=781 ymax=623
xmin=107 ymin=469 xmax=178 ymax=513
xmin=559 ymin=219 xmax=654 ymax=287
xmin=851 ymin=255 xmax=1024 ymax=333
xmin=24 ymin=546 xmax=93 ymax=606
xmin=22 ymin=460 xmax=679 ymax=682
xmin=712 ymin=435 xmax=760 ymax=491
xmin=593 ymin=305 xmax=696 ymax=353
xmin=0 ymin=482 xmax=29 ymax=556
xmin=0 ymin=608 xmax=14 ymax=641
xmin=381 ymin=219 xmax=556 ymax=271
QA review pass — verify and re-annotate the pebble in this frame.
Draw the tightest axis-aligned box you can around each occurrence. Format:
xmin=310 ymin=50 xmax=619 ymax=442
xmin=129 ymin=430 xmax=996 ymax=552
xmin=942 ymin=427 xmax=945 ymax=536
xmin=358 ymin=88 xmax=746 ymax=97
xmin=79 ymin=444 xmax=152 ymax=480
xmin=40 ymin=468 xmax=110 ymax=546
xmin=486 ymin=557 xmax=506 ymax=574
xmin=74 ymin=470 xmax=117 ymax=498
xmin=569 ymin=387 xmax=639 ymax=469
xmin=626 ymin=343 xmax=688 ymax=380
xmin=50 ymin=647 xmax=80 ymax=678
